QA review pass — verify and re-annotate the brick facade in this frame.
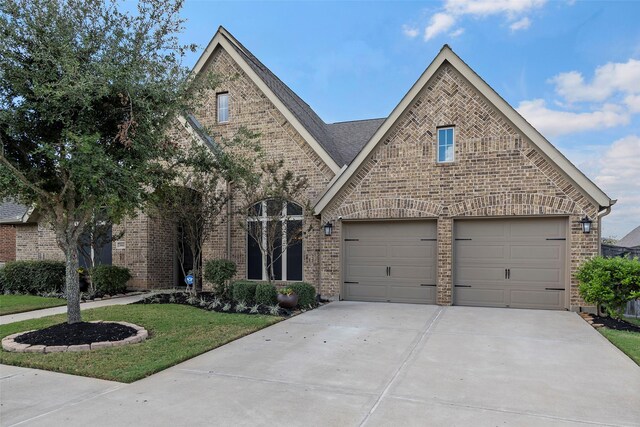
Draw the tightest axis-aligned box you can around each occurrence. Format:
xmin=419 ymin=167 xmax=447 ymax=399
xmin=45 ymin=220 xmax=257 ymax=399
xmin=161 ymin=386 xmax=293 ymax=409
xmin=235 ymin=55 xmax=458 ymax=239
xmin=0 ymin=225 xmax=16 ymax=264
xmin=320 ymin=64 xmax=600 ymax=309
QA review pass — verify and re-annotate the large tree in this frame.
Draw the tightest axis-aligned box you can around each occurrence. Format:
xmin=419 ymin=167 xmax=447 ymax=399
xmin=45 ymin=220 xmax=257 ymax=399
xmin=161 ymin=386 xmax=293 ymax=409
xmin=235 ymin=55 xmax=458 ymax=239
xmin=0 ymin=0 xmax=210 ymax=323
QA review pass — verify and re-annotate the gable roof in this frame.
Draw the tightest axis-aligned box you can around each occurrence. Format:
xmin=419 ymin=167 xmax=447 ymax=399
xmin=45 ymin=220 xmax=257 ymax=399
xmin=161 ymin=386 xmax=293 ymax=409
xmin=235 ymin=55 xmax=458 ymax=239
xmin=618 ymin=225 xmax=640 ymax=248
xmin=326 ymin=118 xmax=385 ymax=165
xmin=313 ymin=45 xmax=614 ymax=214
xmin=192 ymin=27 xmax=353 ymax=172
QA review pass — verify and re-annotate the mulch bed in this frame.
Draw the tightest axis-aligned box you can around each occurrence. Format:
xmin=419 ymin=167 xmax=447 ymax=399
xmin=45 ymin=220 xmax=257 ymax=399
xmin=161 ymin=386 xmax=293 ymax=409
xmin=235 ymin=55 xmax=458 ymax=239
xmin=590 ymin=315 xmax=640 ymax=333
xmin=15 ymin=322 xmax=137 ymax=346
xmin=136 ymin=292 xmax=321 ymax=317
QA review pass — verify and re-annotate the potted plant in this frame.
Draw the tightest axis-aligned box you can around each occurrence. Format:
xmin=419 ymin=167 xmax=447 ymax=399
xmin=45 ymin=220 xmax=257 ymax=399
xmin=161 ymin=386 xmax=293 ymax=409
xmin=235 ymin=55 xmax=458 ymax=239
xmin=277 ymin=287 xmax=298 ymax=309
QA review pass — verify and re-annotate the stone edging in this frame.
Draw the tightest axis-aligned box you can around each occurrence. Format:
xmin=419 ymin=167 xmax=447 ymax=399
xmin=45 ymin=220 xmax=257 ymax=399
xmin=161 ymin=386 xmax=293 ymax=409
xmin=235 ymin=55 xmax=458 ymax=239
xmin=1 ymin=321 xmax=148 ymax=353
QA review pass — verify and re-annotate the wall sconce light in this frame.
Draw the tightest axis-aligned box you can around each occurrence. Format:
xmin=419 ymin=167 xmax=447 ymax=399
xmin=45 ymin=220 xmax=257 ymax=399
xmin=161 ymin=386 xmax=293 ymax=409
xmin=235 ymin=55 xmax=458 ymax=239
xmin=579 ymin=215 xmax=592 ymax=234
xmin=323 ymin=221 xmax=333 ymax=236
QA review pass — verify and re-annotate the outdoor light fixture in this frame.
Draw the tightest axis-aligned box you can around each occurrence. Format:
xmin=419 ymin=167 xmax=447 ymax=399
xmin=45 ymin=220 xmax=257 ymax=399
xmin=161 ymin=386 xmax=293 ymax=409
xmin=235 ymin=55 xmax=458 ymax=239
xmin=323 ymin=221 xmax=333 ymax=236
xmin=579 ymin=215 xmax=593 ymax=234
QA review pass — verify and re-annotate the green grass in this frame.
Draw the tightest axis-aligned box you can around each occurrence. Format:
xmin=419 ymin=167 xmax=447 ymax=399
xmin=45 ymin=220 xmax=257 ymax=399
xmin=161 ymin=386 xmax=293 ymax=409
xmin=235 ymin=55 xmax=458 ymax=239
xmin=599 ymin=317 xmax=640 ymax=366
xmin=0 ymin=304 xmax=281 ymax=382
xmin=0 ymin=295 xmax=66 ymax=315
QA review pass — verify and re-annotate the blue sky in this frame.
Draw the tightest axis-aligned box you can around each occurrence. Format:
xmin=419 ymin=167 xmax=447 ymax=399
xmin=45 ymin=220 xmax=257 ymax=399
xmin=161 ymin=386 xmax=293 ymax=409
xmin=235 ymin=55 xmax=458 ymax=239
xmin=178 ymin=0 xmax=639 ymax=239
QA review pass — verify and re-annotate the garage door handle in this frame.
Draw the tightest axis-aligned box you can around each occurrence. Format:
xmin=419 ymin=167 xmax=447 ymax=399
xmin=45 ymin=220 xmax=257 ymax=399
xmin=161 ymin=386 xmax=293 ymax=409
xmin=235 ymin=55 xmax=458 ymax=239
xmin=545 ymin=288 xmax=564 ymax=291
xmin=455 ymin=238 xmax=472 ymax=241
xmin=420 ymin=284 xmax=436 ymax=287
xmin=455 ymin=285 xmax=471 ymax=288
xmin=344 ymin=281 xmax=359 ymax=284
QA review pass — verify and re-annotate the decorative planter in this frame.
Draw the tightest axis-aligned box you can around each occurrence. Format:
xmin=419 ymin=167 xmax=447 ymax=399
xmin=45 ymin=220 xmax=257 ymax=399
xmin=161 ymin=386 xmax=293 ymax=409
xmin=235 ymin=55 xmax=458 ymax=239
xmin=277 ymin=293 xmax=298 ymax=309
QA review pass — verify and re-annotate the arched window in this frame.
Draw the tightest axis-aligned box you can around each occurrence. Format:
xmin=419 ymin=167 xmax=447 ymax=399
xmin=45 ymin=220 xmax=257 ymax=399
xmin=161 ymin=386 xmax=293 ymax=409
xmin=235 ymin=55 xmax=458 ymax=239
xmin=247 ymin=200 xmax=303 ymax=281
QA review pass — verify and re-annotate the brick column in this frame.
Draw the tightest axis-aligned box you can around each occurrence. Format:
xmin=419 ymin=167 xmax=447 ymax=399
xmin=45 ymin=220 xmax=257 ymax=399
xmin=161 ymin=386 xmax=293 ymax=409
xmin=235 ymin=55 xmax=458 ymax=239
xmin=437 ymin=216 xmax=453 ymax=305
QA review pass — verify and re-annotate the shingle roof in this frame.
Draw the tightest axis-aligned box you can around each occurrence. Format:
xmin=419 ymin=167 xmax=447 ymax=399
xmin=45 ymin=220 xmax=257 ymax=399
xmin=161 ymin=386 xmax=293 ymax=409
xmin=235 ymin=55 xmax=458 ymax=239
xmin=0 ymin=199 xmax=30 ymax=223
xmin=618 ymin=225 xmax=640 ymax=248
xmin=220 ymin=29 xmax=381 ymax=166
xmin=326 ymin=118 xmax=385 ymax=164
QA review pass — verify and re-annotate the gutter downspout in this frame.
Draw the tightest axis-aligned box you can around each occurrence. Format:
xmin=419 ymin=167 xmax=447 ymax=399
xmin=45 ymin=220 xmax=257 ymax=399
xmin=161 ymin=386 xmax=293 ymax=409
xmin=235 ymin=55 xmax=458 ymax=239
xmin=596 ymin=200 xmax=616 ymax=255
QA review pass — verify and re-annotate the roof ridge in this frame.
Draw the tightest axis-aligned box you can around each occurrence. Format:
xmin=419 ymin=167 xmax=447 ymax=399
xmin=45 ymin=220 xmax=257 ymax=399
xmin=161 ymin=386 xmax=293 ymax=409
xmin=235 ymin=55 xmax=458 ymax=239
xmin=328 ymin=118 xmax=386 ymax=125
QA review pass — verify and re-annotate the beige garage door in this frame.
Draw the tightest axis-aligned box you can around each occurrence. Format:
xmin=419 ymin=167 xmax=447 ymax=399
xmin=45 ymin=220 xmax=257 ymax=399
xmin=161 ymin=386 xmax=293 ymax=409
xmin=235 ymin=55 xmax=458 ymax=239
xmin=454 ymin=218 xmax=567 ymax=310
xmin=343 ymin=221 xmax=437 ymax=304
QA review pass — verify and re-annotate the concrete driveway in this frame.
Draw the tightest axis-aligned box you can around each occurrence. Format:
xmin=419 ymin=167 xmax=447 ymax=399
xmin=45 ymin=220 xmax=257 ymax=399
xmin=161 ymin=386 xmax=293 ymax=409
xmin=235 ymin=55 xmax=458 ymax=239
xmin=2 ymin=302 xmax=639 ymax=426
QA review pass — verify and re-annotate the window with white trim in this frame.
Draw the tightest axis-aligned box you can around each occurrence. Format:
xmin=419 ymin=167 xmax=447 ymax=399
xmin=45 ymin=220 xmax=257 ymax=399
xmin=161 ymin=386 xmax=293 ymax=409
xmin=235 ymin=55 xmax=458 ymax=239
xmin=217 ymin=92 xmax=229 ymax=123
xmin=247 ymin=200 xmax=303 ymax=281
xmin=437 ymin=127 xmax=454 ymax=163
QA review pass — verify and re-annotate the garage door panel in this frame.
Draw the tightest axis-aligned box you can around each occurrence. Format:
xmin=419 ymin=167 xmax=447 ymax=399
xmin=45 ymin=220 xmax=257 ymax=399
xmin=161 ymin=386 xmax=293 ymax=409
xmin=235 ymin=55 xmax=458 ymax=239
xmin=455 ymin=288 xmax=506 ymax=306
xmin=454 ymin=218 xmax=567 ymax=310
xmin=456 ymin=266 xmax=505 ymax=282
xmin=344 ymin=221 xmax=436 ymax=304
xmin=346 ymin=264 xmax=388 ymax=280
xmin=457 ymin=244 xmax=505 ymax=262
xmin=346 ymin=283 xmax=387 ymax=300
xmin=510 ymin=289 xmax=563 ymax=309
xmin=510 ymin=244 xmax=562 ymax=261
xmin=388 ymin=285 xmax=436 ymax=304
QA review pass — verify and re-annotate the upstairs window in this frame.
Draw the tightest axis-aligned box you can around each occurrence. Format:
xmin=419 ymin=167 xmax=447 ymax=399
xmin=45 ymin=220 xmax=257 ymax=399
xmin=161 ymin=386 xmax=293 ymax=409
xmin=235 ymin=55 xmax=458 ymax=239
xmin=437 ymin=127 xmax=454 ymax=163
xmin=217 ymin=93 xmax=229 ymax=123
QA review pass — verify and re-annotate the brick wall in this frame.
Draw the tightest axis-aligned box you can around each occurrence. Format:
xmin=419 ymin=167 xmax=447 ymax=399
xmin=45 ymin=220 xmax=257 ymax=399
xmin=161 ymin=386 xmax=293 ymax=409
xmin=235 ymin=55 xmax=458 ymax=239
xmin=0 ymin=225 xmax=16 ymax=263
xmin=183 ymin=46 xmax=334 ymax=289
xmin=321 ymin=64 xmax=600 ymax=309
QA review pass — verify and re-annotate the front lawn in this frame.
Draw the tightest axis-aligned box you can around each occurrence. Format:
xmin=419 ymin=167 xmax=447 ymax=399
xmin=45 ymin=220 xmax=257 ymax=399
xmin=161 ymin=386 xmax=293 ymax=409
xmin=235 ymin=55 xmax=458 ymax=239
xmin=0 ymin=304 xmax=280 ymax=382
xmin=0 ymin=295 xmax=66 ymax=315
xmin=599 ymin=317 xmax=640 ymax=366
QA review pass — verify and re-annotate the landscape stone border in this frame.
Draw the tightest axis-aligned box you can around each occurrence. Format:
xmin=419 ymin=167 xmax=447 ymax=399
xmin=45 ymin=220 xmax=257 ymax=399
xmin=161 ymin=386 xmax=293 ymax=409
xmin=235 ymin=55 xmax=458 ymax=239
xmin=1 ymin=321 xmax=148 ymax=353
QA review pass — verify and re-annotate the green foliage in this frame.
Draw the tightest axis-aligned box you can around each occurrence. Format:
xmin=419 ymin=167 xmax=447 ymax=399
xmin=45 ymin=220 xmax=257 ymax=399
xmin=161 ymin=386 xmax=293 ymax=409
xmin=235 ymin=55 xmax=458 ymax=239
xmin=204 ymin=259 xmax=237 ymax=297
xmin=0 ymin=267 xmax=6 ymax=292
xmin=577 ymin=256 xmax=640 ymax=318
xmin=2 ymin=261 xmax=65 ymax=294
xmin=90 ymin=265 xmax=131 ymax=295
xmin=231 ymin=281 xmax=258 ymax=305
xmin=255 ymin=283 xmax=277 ymax=305
xmin=288 ymin=282 xmax=317 ymax=308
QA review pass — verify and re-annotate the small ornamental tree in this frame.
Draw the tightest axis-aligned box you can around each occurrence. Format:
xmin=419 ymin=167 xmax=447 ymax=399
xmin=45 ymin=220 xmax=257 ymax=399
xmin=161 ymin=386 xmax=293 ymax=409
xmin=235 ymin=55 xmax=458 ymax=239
xmin=239 ymin=159 xmax=310 ymax=285
xmin=151 ymin=129 xmax=261 ymax=294
xmin=0 ymin=0 xmax=214 ymax=323
xmin=577 ymin=256 xmax=640 ymax=318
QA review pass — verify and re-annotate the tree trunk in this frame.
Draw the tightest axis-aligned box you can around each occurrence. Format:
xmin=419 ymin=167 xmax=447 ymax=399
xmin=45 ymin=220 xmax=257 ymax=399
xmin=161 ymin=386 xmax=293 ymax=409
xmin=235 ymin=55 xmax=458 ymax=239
xmin=64 ymin=244 xmax=82 ymax=324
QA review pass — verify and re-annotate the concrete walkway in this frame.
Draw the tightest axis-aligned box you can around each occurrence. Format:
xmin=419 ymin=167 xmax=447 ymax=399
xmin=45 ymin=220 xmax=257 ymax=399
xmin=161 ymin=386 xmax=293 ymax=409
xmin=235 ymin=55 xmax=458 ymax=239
xmin=0 ymin=294 xmax=148 ymax=325
xmin=1 ymin=302 xmax=639 ymax=426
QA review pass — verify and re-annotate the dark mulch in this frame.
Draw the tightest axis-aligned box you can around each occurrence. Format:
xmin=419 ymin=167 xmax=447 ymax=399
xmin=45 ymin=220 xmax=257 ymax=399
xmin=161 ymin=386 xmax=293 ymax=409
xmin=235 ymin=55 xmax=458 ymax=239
xmin=15 ymin=322 xmax=137 ymax=346
xmin=591 ymin=315 xmax=640 ymax=333
xmin=135 ymin=292 xmax=304 ymax=317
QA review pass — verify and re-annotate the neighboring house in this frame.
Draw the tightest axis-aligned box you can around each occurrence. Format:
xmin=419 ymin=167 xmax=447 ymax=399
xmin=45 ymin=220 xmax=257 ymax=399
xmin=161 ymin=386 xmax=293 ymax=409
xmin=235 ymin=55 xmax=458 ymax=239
xmin=1 ymin=27 xmax=614 ymax=311
xmin=617 ymin=225 xmax=640 ymax=249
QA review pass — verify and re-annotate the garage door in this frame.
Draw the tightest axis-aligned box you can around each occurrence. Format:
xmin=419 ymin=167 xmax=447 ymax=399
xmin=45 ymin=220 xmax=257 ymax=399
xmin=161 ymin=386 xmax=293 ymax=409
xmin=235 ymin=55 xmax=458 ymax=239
xmin=343 ymin=221 xmax=437 ymax=304
xmin=454 ymin=218 xmax=567 ymax=310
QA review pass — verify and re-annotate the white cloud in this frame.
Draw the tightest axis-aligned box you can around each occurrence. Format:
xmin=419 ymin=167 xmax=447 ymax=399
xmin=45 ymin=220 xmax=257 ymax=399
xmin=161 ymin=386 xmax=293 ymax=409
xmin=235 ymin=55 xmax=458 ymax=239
xmin=407 ymin=0 xmax=546 ymax=42
xmin=510 ymin=17 xmax=531 ymax=31
xmin=424 ymin=13 xmax=456 ymax=41
xmin=402 ymin=25 xmax=419 ymax=39
xmin=624 ymin=94 xmax=640 ymax=113
xmin=445 ymin=0 xmax=547 ymax=18
xmin=592 ymin=136 xmax=640 ymax=238
xmin=517 ymin=99 xmax=629 ymax=137
xmin=550 ymin=59 xmax=640 ymax=103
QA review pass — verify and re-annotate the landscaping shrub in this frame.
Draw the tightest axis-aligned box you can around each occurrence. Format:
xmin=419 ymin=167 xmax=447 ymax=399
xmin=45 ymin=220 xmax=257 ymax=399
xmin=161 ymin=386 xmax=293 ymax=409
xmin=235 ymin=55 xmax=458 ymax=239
xmin=577 ymin=256 xmax=640 ymax=318
xmin=231 ymin=280 xmax=257 ymax=304
xmin=255 ymin=283 xmax=277 ymax=305
xmin=91 ymin=265 xmax=132 ymax=295
xmin=2 ymin=261 xmax=65 ymax=294
xmin=288 ymin=282 xmax=317 ymax=308
xmin=204 ymin=259 xmax=237 ymax=297
xmin=0 ymin=267 xmax=5 ymax=293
